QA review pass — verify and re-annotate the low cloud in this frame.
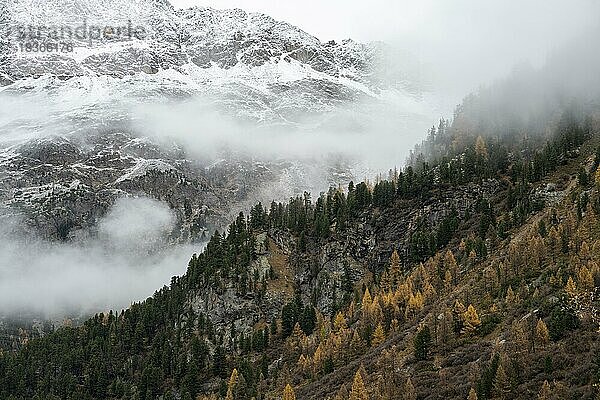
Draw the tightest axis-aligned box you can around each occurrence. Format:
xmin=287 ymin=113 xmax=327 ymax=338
xmin=129 ymin=93 xmax=436 ymax=173
xmin=0 ymin=197 xmax=199 ymax=317
xmin=98 ymin=197 xmax=176 ymax=253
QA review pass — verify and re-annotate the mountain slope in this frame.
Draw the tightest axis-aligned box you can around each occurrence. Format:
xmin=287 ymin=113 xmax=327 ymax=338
xmin=0 ymin=0 xmax=435 ymax=241
xmin=1 ymin=86 xmax=598 ymax=399
xmin=1 ymin=3 xmax=599 ymax=400
xmin=1 ymin=0 xmax=425 ymax=122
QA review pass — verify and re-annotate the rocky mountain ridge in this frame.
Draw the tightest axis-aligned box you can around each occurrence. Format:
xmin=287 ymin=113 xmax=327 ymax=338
xmin=0 ymin=0 xmax=435 ymax=242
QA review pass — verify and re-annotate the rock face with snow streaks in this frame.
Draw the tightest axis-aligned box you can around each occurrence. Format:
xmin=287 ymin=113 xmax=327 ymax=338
xmin=0 ymin=0 xmax=434 ymax=240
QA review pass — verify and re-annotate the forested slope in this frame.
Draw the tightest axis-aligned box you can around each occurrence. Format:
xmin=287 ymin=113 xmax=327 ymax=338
xmin=1 ymin=78 xmax=600 ymax=400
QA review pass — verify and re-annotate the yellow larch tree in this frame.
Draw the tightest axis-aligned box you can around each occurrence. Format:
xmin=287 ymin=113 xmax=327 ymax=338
xmin=505 ymin=286 xmax=515 ymax=304
xmin=423 ymin=280 xmax=437 ymax=300
xmin=475 ymin=135 xmax=488 ymax=158
xmin=468 ymin=250 xmax=477 ymax=264
xmin=312 ymin=344 xmax=325 ymax=376
xmin=444 ymin=269 xmax=453 ymax=293
xmin=362 ymin=288 xmax=373 ymax=317
xmin=370 ymin=296 xmax=384 ymax=326
xmin=462 ymin=304 xmax=481 ymax=335
xmin=283 ymin=383 xmax=296 ymax=400
xmin=530 ymin=236 xmax=545 ymax=270
xmin=350 ymin=330 xmax=367 ymax=357
xmin=565 ymin=276 xmax=577 ymax=296
xmin=580 ymin=241 xmax=591 ymax=262
xmin=405 ymin=291 xmax=424 ymax=318
xmin=335 ymin=383 xmax=349 ymax=400
xmin=577 ymin=266 xmax=594 ymax=290
xmin=444 ymin=250 xmax=459 ymax=279
xmin=468 ymin=387 xmax=478 ymax=400
xmin=334 ymin=311 xmax=347 ymax=333
xmin=537 ymin=380 xmax=551 ymax=400
xmin=389 ymin=249 xmax=403 ymax=288
xmin=225 ymin=369 xmax=239 ymax=400
xmin=453 ymin=300 xmax=466 ymax=318
xmin=459 ymin=238 xmax=467 ymax=253
xmin=535 ymin=319 xmax=550 ymax=347
xmin=287 ymin=322 xmax=307 ymax=360
xmin=371 ymin=323 xmax=386 ymax=347
xmin=390 ymin=318 xmax=400 ymax=333
xmin=380 ymin=270 xmax=392 ymax=293
xmin=547 ymin=226 xmax=561 ymax=253
xmin=349 ymin=370 xmax=369 ymax=400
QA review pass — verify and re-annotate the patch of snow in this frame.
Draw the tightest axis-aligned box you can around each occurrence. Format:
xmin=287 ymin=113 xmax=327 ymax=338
xmin=115 ymin=159 xmax=177 ymax=183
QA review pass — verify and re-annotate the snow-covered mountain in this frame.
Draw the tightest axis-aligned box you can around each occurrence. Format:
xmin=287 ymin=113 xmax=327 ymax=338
xmin=1 ymin=0 xmax=418 ymax=119
xmin=0 ymin=0 xmax=437 ymax=240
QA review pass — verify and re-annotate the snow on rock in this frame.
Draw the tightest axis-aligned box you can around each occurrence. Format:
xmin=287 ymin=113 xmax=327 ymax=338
xmin=0 ymin=0 xmax=438 ymax=241
xmin=115 ymin=159 xmax=177 ymax=183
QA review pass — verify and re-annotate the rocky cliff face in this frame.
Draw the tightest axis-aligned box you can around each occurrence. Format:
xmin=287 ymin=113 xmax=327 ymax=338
xmin=0 ymin=0 xmax=435 ymax=242
xmin=0 ymin=0 xmax=413 ymax=121
xmin=183 ymin=179 xmax=501 ymax=347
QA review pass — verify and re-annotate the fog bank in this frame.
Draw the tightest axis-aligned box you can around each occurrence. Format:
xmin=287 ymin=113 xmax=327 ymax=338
xmin=0 ymin=197 xmax=198 ymax=317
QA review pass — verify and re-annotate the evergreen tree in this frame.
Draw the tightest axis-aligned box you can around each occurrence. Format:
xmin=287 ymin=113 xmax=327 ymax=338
xmin=493 ymin=363 xmax=510 ymax=399
xmin=414 ymin=325 xmax=432 ymax=361
xmin=213 ymin=346 xmax=228 ymax=378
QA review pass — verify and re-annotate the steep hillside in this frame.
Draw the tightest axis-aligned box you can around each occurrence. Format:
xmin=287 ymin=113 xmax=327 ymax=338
xmin=294 ymin=137 xmax=600 ymax=400
xmin=1 ymin=89 xmax=599 ymax=399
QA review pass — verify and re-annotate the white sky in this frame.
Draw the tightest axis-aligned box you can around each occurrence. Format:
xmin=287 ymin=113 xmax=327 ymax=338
xmin=169 ymin=0 xmax=597 ymax=42
xmin=169 ymin=0 xmax=599 ymax=94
